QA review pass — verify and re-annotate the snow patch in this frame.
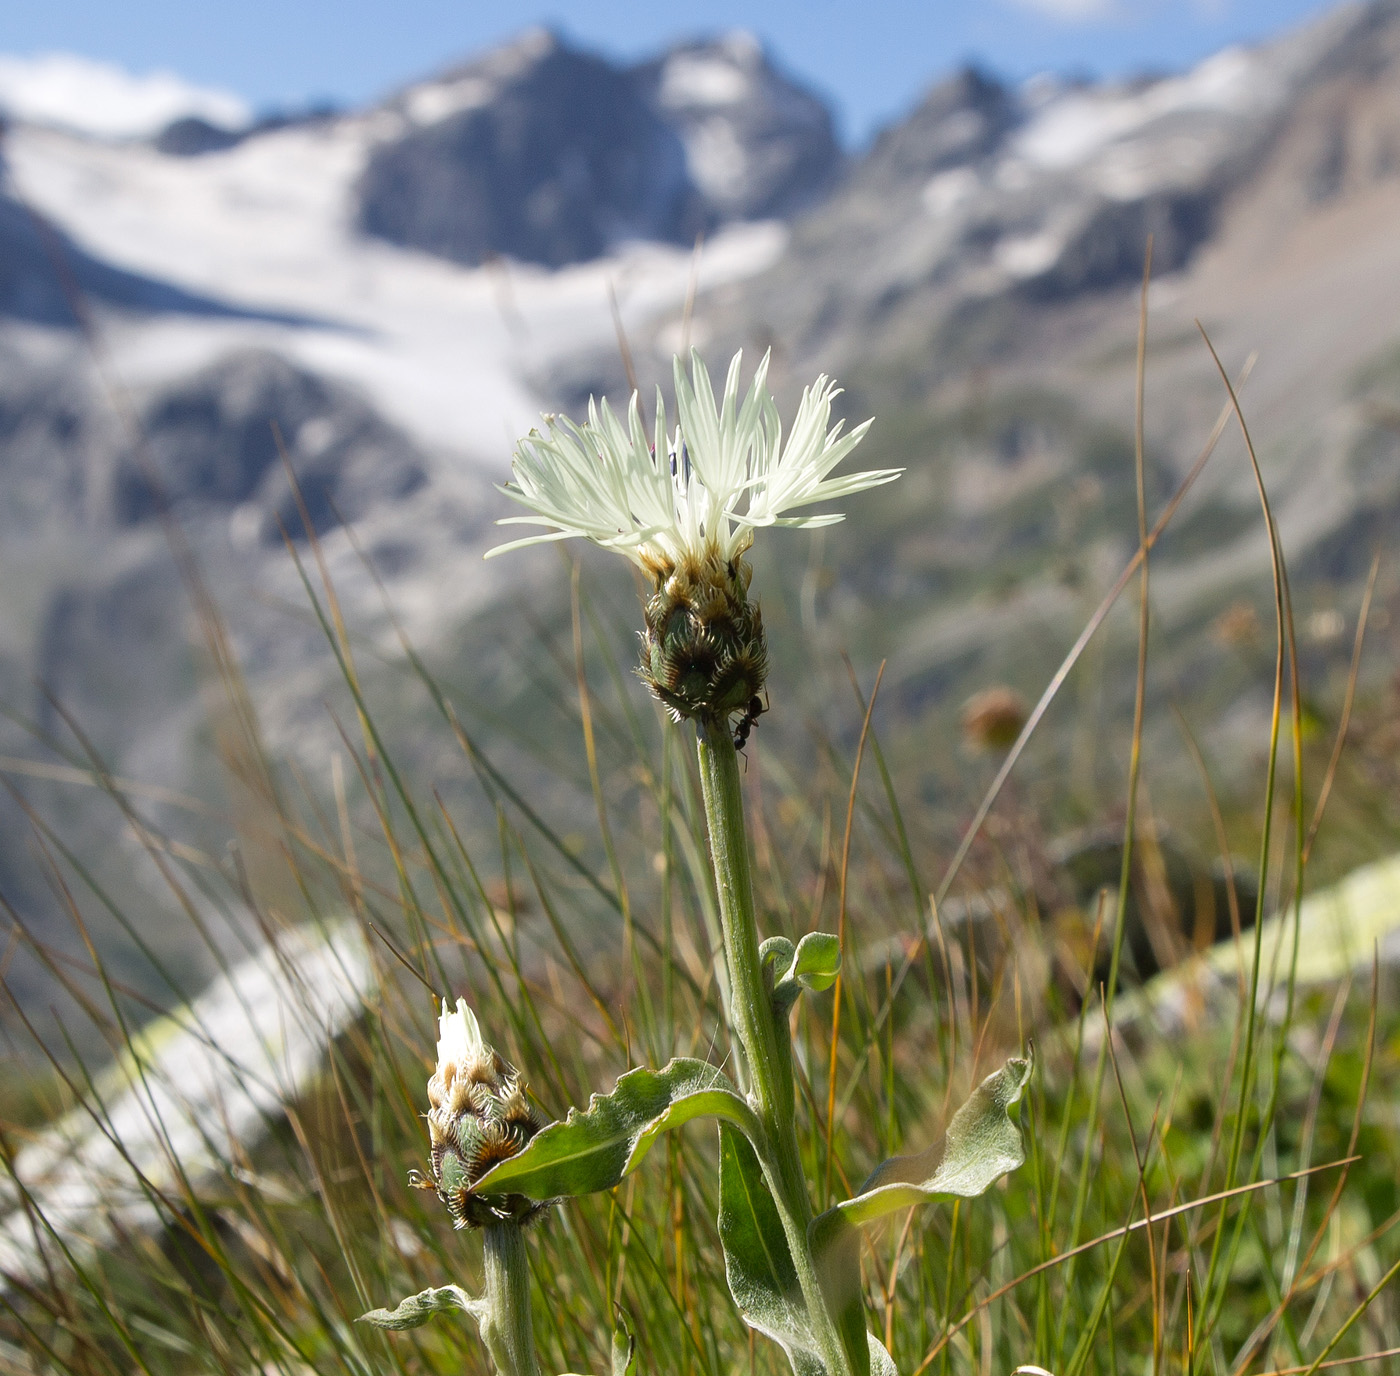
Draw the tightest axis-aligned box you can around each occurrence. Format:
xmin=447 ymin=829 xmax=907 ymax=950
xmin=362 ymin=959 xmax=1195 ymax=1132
xmin=922 ymin=167 xmax=981 ymax=219
xmin=403 ymin=76 xmax=495 ymax=127
xmin=4 ymin=120 xmax=785 ymax=461
xmin=1014 ymin=46 xmax=1271 ymax=172
xmin=996 ymin=229 xmax=1064 ymax=279
xmin=683 ymin=117 xmax=752 ymax=199
xmin=0 ymin=51 xmax=249 ymax=139
xmin=658 ymin=51 xmax=753 ymax=109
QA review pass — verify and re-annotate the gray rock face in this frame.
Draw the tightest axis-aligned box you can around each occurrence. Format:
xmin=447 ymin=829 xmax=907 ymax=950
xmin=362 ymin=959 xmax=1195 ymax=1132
xmin=114 ymin=350 xmax=427 ymax=541
xmin=154 ymin=117 xmax=244 ymax=157
xmin=0 ymin=340 xmax=447 ymax=1040
xmin=659 ymin=0 xmax=1400 ymax=823
xmin=634 ymin=33 xmax=841 ymax=221
xmin=0 ymin=347 xmax=103 ymax=529
xmin=357 ymin=30 xmax=702 ymax=268
xmin=356 ymin=28 xmax=842 ymax=268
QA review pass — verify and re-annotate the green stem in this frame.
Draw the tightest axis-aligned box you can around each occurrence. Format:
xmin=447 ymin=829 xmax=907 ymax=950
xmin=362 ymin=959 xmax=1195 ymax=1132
xmin=480 ymin=1223 xmax=541 ymax=1376
xmin=696 ymin=719 xmax=855 ymax=1376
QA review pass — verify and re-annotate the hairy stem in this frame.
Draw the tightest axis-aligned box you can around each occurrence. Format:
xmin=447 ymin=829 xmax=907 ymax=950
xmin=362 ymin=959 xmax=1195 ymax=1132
xmin=696 ymin=719 xmax=855 ymax=1376
xmin=480 ymin=1223 xmax=541 ymax=1376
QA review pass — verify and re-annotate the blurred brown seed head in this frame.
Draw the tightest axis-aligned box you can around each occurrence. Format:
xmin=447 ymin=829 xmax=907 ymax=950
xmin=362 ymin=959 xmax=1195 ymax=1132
xmin=961 ymin=686 xmax=1028 ymax=753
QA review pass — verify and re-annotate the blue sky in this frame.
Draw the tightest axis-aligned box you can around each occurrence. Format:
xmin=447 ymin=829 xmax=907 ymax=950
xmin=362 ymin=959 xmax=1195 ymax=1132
xmin=1 ymin=0 xmax=1338 ymax=143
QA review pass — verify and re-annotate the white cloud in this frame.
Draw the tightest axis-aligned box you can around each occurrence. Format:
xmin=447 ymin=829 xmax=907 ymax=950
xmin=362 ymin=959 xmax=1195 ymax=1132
xmin=0 ymin=52 xmax=251 ymax=139
xmin=1009 ymin=0 xmax=1234 ymax=24
xmin=1007 ymin=0 xmax=1120 ymax=21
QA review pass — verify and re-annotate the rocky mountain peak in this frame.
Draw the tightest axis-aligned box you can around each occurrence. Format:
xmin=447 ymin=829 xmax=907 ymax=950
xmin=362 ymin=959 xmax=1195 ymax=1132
xmin=391 ymin=25 xmax=563 ymax=128
xmin=356 ymin=27 xmax=842 ymax=269
xmin=635 ymin=32 xmax=841 ymax=220
xmin=863 ymin=66 xmax=1016 ymax=184
xmin=356 ymin=31 xmax=700 ymax=268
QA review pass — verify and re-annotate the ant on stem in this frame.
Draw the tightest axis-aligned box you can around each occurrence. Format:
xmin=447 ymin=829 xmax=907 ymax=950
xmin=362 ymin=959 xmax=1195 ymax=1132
xmin=732 ymin=694 xmax=767 ymax=753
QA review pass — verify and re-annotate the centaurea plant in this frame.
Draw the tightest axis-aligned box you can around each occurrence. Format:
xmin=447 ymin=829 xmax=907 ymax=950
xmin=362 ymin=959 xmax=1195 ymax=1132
xmin=364 ymin=351 xmax=1032 ymax=1376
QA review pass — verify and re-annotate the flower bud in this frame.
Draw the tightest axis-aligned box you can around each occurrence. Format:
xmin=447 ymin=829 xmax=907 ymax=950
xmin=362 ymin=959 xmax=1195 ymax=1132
xmin=410 ymin=997 xmax=548 ymax=1229
xmin=640 ymin=543 xmax=768 ymax=726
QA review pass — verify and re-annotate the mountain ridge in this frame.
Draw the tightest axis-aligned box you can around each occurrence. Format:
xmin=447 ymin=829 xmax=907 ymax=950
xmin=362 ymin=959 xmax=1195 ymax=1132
xmin=2 ymin=3 xmax=1399 ymax=1049
xmin=355 ymin=26 xmax=839 ymax=268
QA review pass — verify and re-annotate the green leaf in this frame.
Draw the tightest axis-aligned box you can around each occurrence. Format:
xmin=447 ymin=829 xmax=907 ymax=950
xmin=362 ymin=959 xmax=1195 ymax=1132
xmin=760 ymin=936 xmax=797 ymax=975
xmin=765 ymin=932 xmax=842 ymax=1011
xmin=718 ymin=1122 xmax=822 ymax=1376
xmin=789 ymin=932 xmax=841 ymax=991
xmin=805 ymin=1054 xmax=1032 ymax=1376
xmin=809 ymin=1209 xmax=870 ymax=1376
xmin=359 ymin=1285 xmax=482 ymax=1330
xmin=611 ymin=1313 xmax=636 ymax=1376
xmin=867 ymin=1333 xmax=898 ymax=1376
xmin=830 ymin=1051 xmax=1033 ymax=1230
xmin=719 ymin=1125 xmax=880 ymax=1376
xmin=475 ymin=1058 xmax=760 ymax=1200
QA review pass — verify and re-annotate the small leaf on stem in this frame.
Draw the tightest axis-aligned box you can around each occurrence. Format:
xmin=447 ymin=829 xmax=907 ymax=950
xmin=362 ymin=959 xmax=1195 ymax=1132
xmin=764 ymin=932 xmax=842 ymax=1011
xmin=790 ymin=932 xmax=842 ymax=990
xmin=359 ymin=1284 xmax=483 ymax=1330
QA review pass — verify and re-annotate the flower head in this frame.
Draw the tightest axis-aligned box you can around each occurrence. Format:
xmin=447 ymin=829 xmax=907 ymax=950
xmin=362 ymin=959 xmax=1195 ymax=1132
xmin=488 ymin=350 xmax=899 ymax=576
xmin=412 ymin=997 xmax=548 ymax=1229
xmin=488 ymin=351 xmax=899 ymax=729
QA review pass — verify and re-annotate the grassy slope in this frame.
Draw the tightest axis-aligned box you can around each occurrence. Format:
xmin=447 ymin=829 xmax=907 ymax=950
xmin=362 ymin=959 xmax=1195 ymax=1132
xmin=2 ymin=493 xmax=1398 ymax=1374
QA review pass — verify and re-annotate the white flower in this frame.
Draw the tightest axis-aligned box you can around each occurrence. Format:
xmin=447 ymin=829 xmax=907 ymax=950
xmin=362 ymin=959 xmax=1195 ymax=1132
xmin=435 ymin=995 xmax=487 ymax=1076
xmin=488 ymin=350 xmax=901 ymax=570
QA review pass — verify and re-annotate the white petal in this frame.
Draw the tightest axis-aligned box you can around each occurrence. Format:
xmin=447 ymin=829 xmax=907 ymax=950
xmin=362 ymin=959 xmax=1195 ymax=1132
xmin=436 ymin=996 xmax=486 ymax=1070
xmin=490 ymin=350 xmax=898 ymax=566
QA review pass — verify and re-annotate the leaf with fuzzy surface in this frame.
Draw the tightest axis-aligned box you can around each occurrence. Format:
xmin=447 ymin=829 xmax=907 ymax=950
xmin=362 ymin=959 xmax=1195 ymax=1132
xmin=716 ymin=1124 xmax=887 ymax=1376
xmin=359 ymin=1285 xmax=483 ymax=1330
xmin=474 ymin=1058 xmax=760 ymax=1201
xmin=611 ymin=1314 xmax=636 ymax=1376
xmin=827 ymin=1052 xmax=1033 ymax=1230
xmin=801 ymin=1055 xmax=1030 ymax=1376
xmin=718 ymin=1123 xmax=824 ymax=1376
xmin=763 ymin=932 xmax=842 ymax=1012
xmin=788 ymin=932 xmax=841 ymax=991
xmin=867 ymin=1334 xmax=898 ymax=1376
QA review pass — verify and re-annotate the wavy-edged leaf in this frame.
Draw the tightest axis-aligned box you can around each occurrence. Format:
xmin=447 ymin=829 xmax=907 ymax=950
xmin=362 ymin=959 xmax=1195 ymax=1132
xmin=803 ymin=1056 xmax=1030 ymax=1376
xmin=832 ymin=1052 xmax=1032 ymax=1230
xmin=359 ymin=1284 xmax=482 ymax=1330
xmin=475 ymin=1058 xmax=760 ymax=1200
